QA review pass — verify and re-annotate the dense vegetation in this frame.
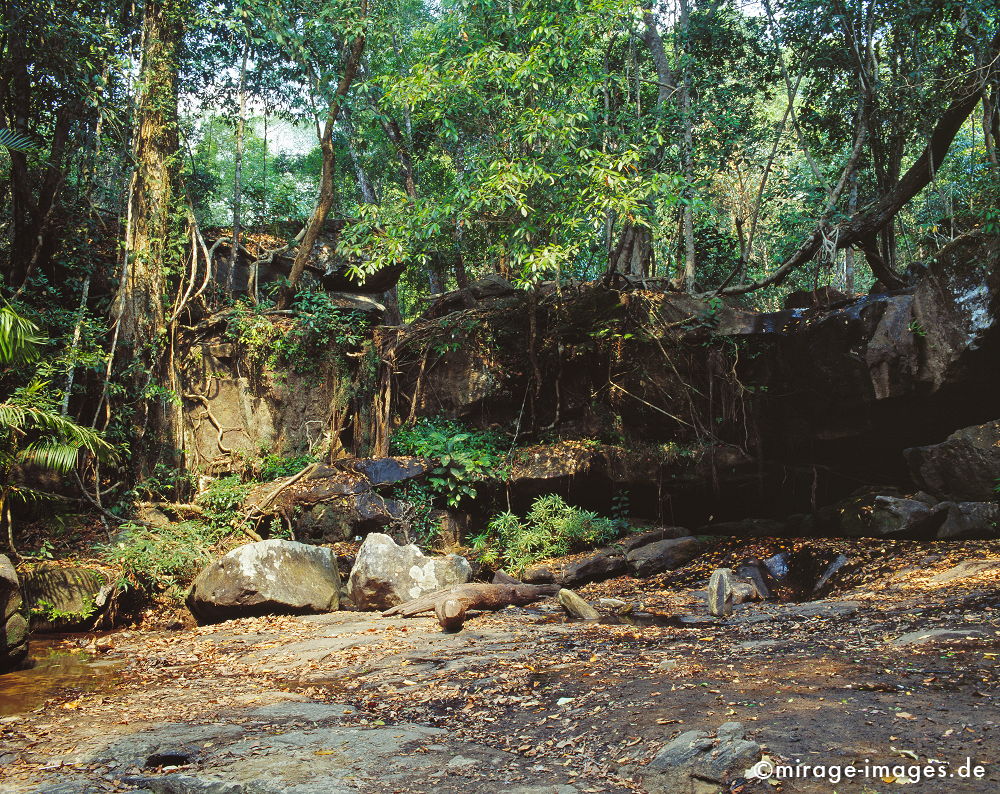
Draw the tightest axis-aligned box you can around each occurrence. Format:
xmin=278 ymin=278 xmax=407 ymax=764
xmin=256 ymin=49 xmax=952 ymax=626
xmin=1 ymin=0 xmax=998 ymax=578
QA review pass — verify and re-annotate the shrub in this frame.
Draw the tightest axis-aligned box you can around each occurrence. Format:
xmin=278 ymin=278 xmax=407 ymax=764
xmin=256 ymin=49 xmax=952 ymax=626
xmin=391 ymin=417 xmax=506 ymax=508
xmin=471 ymin=493 xmax=620 ymax=574
xmin=99 ymin=520 xmax=231 ymax=598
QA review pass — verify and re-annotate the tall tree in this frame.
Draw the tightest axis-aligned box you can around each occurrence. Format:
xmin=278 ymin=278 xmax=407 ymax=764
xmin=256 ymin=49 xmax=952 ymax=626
xmin=114 ymin=0 xmax=187 ymax=475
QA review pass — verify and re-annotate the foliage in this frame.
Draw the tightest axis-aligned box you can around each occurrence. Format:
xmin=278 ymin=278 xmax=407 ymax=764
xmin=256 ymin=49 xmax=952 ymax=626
xmin=471 ymin=493 xmax=620 ymax=574
xmin=225 ymin=293 xmax=369 ymax=375
xmin=30 ymin=595 xmax=98 ymax=624
xmin=391 ymin=417 xmax=506 ymax=508
xmin=258 ymin=451 xmax=317 ymax=481
xmin=196 ymin=475 xmax=253 ymax=529
xmin=99 ymin=520 xmax=230 ymax=597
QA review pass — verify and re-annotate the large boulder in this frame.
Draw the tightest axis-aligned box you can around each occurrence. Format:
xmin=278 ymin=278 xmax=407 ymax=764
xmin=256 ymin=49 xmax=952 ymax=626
xmin=904 ymin=420 xmax=1000 ymax=501
xmin=1 ymin=554 xmax=28 ymax=671
xmin=347 ymin=533 xmax=472 ymax=611
xmin=243 ymin=457 xmax=430 ymax=543
xmin=934 ymin=501 xmax=1000 ymax=539
xmin=626 ymin=536 xmax=708 ymax=577
xmin=20 ymin=563 xmax=113 ymax=632
xmin=187 ymin=539 xmax=341 ymax=624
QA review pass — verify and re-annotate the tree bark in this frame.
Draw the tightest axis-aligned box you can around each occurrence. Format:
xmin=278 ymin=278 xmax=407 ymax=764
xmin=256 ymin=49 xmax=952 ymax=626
xmin=228 ymin=35 xmax=249 ymax=294
xmin=114 ymin=0 xmax=187 ymax=477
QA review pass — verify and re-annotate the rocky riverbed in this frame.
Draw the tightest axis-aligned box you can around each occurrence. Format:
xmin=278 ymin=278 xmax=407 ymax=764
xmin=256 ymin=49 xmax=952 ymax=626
xmin=0 ymin=537 xmax=998 ymax=793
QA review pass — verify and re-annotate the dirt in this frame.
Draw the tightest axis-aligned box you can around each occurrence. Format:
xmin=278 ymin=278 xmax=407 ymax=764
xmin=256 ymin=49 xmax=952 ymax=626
xmin=0 ymin=537 xmax=998 ymax=793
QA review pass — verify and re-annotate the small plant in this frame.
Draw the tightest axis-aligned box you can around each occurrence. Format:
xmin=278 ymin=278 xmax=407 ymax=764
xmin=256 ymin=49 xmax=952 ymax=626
xmin=908 ymin=320 xmax=927 ymax=337
xmin=197 ymin=475 xmax=253 ymax=530
xmin=30 ymin=595 xmax=98 ymax=624
xmin=391 ymin=417 xmax=506 ymax=508
xmin=473 ymin=493 xmax=620 ymax=574
xmin=258 ymin=451 xmax=317 ymax=481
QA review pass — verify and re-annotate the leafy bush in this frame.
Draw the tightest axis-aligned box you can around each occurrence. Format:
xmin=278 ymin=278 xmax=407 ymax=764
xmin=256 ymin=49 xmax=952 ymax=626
xmin=258 ymin=452 xmax=316 ymax=481
xmin=99 ymin=520 xmax=230 ymax=598
xmin=471 ymin=493 xmax=620 ymax=574
xmin=196 ymin=474 xmax=253 ymax=529
xmin=391 ymin=417 xmax=506 ymax=508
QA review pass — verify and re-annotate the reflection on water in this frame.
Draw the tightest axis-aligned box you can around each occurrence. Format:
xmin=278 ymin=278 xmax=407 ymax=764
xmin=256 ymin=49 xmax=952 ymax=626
xmin=0 ymin=636 xmax=121 ymax=716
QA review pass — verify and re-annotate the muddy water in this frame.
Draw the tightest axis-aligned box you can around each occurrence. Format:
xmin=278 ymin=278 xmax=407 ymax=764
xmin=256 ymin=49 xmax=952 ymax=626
xmin=0 ymin=636 xmax=121 ymax=716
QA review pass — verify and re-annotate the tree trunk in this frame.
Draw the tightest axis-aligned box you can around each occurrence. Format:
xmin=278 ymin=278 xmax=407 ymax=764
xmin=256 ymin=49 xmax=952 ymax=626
xmin=278 ymin=29 xmax=367 ymax=308
xmin=677 ymin=0 xmax=697 ymax=292
xmin=114 ymin=0 xmax=187 ymax=478
xmin=229 ymin=35 xmax=249 ymax=294
xmin=383 ymin=582 xmax=561 ymax=626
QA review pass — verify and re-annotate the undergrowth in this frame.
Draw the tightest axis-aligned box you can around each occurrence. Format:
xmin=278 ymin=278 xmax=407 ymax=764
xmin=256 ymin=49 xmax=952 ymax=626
xmin=470 ymin=493 xmax=621 ymax=574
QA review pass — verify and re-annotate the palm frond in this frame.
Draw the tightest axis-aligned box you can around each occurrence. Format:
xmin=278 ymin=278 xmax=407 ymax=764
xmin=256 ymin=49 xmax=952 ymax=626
xmin=0 ymin=401 xmax=27 ymax=430
xmin=19 ymin=442 xmax=84 ymax=474
xmin=0 ymin=305 xmax=43 ymax=365
xmin=0 ymin=129 xmax=37 ymax=153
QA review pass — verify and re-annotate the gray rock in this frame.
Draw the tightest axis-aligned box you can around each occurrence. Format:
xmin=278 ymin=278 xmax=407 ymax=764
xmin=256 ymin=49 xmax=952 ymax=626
xmin=905 ymin=419 xmax=1000 ymax=500
xmin=935 ymin=501 xmax=1000 ymax=539
xmin=20 ymin=562 xmax=112 ymax=632
xmin=1 ymin=554 xmax=27 ymax=672
xmin=626 ymin=536 xmax=707 ymax=577
xmin=893 ymin=628 xmax=987 ymax=646
xmin=734 ymin=561 xmax=770 ymax=600
xmin=645 ymin=722 xmax=761 ymax=794
xmin=557 ymin=588 xmax=599 ymax=620
xmin=523 ymin=548 xmax=626 ymax=587
xmin=186 ymin=540 xmax=341 ymax=624
xmin=860 ymin=496 xmax=947 ymax=537
xmin=347 ymin=533 xmax=471 ymax=611
xmin=615 ymin=527 xmax=692 ymax=552
xmin=707 ymin=569 xmax=734 ymax=617
xmin=812 ymin=554 xmax=849 ymax=596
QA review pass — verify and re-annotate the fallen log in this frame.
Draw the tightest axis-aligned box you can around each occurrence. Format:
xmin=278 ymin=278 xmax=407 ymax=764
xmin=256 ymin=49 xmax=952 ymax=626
xmin=382 ymin=582 xmax=560 ymax=630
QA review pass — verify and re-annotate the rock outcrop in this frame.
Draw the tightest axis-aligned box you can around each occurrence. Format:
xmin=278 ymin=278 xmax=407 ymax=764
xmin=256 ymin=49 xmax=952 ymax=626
xmin=243 ymin=457 xmax=430 ymax=543
xmin=20 ymin=563 xmax=113 ymax=632
xmin=643 ymin=721 xmax=762 ymax=794
xmin=187 ymin=539 xmax=341 ymax=623
xmin=904 ymin=419 xmax=1000 ymax=501
xmin=347 ymin=533 xmax=472 ymax=611
xmin=1 ymin=554 xmax=28 ymax=671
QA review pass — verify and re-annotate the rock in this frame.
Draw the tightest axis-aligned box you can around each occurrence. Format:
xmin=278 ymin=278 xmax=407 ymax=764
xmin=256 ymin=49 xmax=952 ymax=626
xmin=697 ymin=518 xmax=786 ymax=537
xmin=557 ymin=588 xmax=599 ymax=620
xmin=346 ymin=533 xmax=471 ymax=611
xmin=1 ymin=555 xmax=28 ymax=672
xmin=707 ymin=569 xmax=734 ymax=617
xmin=929 ymin=560 xmax=1000 ymax=583
xmin=20 ymin=563 xmax=112 ymax=632
xmin=812 ymin=553 xmax=849 ymax=596
xmin=734 ymin=560 xmax=770 ymax=599
xmin=626 ymin=536 xmax=707 ymax=577
xmin=934 ymin=501 xmax=1000 ymax=539
xmin=893 ymin=628 xmax=987 ymax=646
xmin=243 ymin=458 xmax=430 ymax=544
xmin=186 ymin=540 xmax=341 ymax=624
xmin=905 ymin=420 xmax=1000 ymax=500
xmin=644 ymin=721 xmax=762 ymax=794
xmin=837 ymin=495 xmax=947 ymax=537
xmin=523 ymin=548 xmax=627 ymax=587
xmin=599 ymin=597 xmax=628 ymax=609
xmin=763 ymin=552 xmax=790 ymax=581
xmin=615 ymin=526 xmax=692 ymax=551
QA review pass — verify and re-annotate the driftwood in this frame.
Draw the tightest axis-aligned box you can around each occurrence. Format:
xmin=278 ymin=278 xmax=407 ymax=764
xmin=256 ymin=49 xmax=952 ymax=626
xmin=382 ymin=582 xmax=560 ymax=630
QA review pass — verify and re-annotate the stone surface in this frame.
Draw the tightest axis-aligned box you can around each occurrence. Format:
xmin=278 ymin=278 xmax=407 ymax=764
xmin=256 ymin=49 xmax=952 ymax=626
xmin=928 ymin=559 xmax=1000 ymax=583
xmin=346 ymin=533 xmax=472 ymax=611
xmin=905 ymin=420 xmax=1000 ymax=501
xmin=20 ymin=563 xmax=112 ymax=632
xmin=187 ymin=540 xmax=341 ymax=623
xmin=893 ymin=628 xmax=988 ymax=646
xmin=934 ymin=501 xmax=1000 ymax=539
xmin=707 ymin=569 xmax=734 ymax=617
xmin=244 ymin=458 xmax=430 ymax=544
xmin=523 ymin=548 xmax=626 ymax=587
xmin=626 ymin=536 xmax=707 ymax=577
xmin=644 ymin=721 xmax=762 ymax=793
xmin=1 ymin=555 xmax=28 ymax=672
xmin=557 ymin=588 xmax=599 ymax=620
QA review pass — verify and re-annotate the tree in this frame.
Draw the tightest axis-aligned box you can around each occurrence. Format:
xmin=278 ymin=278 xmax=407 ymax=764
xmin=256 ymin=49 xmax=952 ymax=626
xmin=113 ymin=0 xmax=187 ymax=476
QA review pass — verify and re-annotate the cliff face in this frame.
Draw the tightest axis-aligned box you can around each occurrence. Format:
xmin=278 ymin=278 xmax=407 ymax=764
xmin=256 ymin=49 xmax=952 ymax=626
xmin=178 ymin=232 xmax=999 ymax=536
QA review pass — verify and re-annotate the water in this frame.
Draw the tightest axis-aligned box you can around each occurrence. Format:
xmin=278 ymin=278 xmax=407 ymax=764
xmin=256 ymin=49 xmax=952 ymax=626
xmin=0 ymin=636 xmax=121 ymax=716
